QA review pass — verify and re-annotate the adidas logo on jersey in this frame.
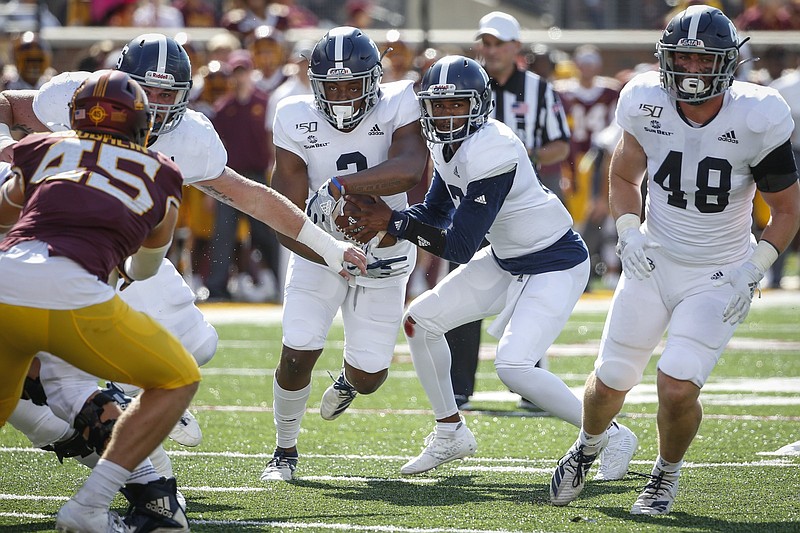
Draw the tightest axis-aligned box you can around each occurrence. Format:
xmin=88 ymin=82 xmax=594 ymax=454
xmin=368 ymin=124 xmax=385 ymax=136
xmin=474 ymin=195 xmax=487 ymax=205
xmin=710 ymin=271 xmax=724 ymax=281
xmin=145 ymin=496 xmax=175 ymax=519
xmin=718 ymin=130 xmax=739 ymax=144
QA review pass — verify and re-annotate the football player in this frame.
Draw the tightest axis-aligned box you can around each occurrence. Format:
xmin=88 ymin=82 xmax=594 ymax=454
xmin=260 ymin=26 xmax=426 ymax=481
xmin=0 ymin=69 xmax=198 ymax=532
xmin=341 ymin=55 xmax=637 ymax=477
xmin=0 ymin=33 xmax=365 ymax=526
xmin=550 ymin=6 xmax=800 ymax=515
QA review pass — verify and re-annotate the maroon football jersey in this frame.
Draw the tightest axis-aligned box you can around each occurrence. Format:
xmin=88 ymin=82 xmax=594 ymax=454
xmin=558 ymin=79 xmax=619 ymax=157
xmin=1 ymin=131 xmax=183 ymax=280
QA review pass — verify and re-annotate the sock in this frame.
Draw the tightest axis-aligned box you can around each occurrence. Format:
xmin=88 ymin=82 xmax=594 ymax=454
xmin=148 ymin=445 xmax=173 ymax=478
xmin=126 ymin=458 xmax=160 ymax=485
xmin=654 ymin=455 xmax=683 ymax=475
xmin=579 ymin=428 xmax=607 ymax=452
xmin=273 ymin=380 xmax=311 ymax=450
xmin=73 ymin=458 xmax=131 ymax=508
xmin=436 ymin=419 xmax=463 ymax=434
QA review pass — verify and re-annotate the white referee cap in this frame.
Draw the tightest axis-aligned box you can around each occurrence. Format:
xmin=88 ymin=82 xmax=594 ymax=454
xmin=476 ymin=11 xmax=521 ymax=42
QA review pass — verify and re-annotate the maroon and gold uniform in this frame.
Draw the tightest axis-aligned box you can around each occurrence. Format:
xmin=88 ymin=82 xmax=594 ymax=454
xmin=3 ymin=131 xmax=183 ymax=279
xmin=0 ymin=130 xmax=200 ymax=426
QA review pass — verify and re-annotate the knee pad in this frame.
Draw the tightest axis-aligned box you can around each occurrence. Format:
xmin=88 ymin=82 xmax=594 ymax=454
xmin=73 ymin=391 xmax=119 ymax=455
xmin=595 ymin=359 xmax=642 ymax=392
xmin=282 ymin=321 xmax=318 ymax=350
xmin=406 ymin=291 xmax=445 ymax=335
xmin=188 ymin=323 xmax=218 ymax=367
xmin=658 ymin=348 xmax=705 ymax=388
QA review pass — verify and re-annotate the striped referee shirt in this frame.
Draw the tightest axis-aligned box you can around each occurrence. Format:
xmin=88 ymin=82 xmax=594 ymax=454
xmin=490 ymin=68 xmax=570 ymax=153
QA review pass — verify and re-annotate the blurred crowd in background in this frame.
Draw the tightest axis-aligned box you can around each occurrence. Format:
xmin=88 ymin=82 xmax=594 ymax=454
xmin=1 ymin=0 xmax=799 ymax=302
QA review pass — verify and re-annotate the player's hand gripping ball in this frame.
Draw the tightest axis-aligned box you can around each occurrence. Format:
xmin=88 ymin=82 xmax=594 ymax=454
xmin=335 ymin=194 xmax=396 ymax=247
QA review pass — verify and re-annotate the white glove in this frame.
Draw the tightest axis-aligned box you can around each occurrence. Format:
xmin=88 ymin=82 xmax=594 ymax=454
xmin=305 ymin=179 xmax=344 ymax=235
xmin=615 ymin=214 xmax=661 ymax=280
xmin=345 ymin=245 xmax=408 ymax=279
xmin=712 ymin=241 xmax=779 ymax=325
xmin=712 ymin=261 xmax=763 ymax=325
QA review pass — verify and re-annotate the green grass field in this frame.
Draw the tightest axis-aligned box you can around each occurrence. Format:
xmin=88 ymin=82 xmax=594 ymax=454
xmin=1 ymin=293 xmax=799 ymax=532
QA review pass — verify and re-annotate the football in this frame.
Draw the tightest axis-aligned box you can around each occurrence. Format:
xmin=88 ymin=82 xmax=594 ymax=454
xmin=335 ymin=194 xmax=396 ymax=248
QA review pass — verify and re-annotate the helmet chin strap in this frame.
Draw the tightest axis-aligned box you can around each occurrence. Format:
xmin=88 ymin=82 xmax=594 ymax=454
xmin=331 ymin=104 xmax=354 ymax=129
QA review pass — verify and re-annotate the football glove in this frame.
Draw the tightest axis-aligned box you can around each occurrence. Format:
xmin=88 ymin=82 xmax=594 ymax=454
xmin=615 ymin=214 xmax=661 ymax=280
xmin=712 ymin=261 xmax=763 ymax=325
xmin=305 ymin=179 xmax=345 ymax=235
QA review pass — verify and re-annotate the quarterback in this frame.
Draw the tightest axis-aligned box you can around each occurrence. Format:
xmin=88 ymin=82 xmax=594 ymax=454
xmin=344 ymin=55 xmax=637 ymax=477
xmin=550 ymin=6 xmax=800 ymax=515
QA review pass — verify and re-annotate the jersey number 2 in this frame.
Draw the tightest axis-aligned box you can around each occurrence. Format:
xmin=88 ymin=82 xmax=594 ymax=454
xmin=653 ymin=150 xmax=731 ymax=213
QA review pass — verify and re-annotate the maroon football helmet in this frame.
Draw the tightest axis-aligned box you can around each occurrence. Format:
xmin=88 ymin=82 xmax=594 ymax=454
xmin=70 ymin=70 xmax=153 ymax=146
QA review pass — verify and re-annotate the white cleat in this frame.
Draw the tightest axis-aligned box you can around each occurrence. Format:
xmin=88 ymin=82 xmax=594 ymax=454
xmin=260 ymin=451 xmax=298 ymax=481
xmin=169 ymin=409 xmax=202 ymax=447
xmin=56 ymin=498 xmax=129 ymax=533
xmin=400 ymin=422 xmax=477 ymax=475
xmin=630 ymin=469 xmax=679 ymax=515
xmin=550 ymin=436 xmax=605 ymax=506
xmin=595 ymin=422 xmax=638 ymax=481
xmin=319 ymin=371 xmax=358 ymax=421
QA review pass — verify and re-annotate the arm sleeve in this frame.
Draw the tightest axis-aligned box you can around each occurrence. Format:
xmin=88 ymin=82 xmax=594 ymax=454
xmin=391 ymin=168 xmax=515 ymax=263
xmin=752 ymin=139 xmax=799 ymax=193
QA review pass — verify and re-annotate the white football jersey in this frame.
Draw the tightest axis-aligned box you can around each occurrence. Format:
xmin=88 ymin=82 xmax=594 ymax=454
xmin=273 ymin=80 xmax=419 ymax=286
xmin=430 ymin=119 xmax=574 ymax=260
xmin=32 ymin=72 xmax=227 ymax=184
xmin=617 ymin=71 xmax=794 ymax=265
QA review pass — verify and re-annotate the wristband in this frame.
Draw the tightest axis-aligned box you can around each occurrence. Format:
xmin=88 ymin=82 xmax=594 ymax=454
xmin=387 ymin=210 xmax=409 ymax=237
xmin=749 ymin=240 xmax=780 ymax=274
xmin=330 ymin=176 xmax=345 ymax=196
xmin=296 ymin=218 xmax=343 ymax=270
xmin=615 ymin=213 xmax=641 ymax=235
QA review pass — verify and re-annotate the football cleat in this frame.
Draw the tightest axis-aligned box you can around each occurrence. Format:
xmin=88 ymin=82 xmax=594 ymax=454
xmin=168 ymin=409 xmax=202 ymax=447
xmin=319 ymin=371 xmax=357 ymax=421
xmin=550 ymin=436 xmax=605 ymax=506
xmin=400 ymin=422 xmax=477 ymax=475
xmin=260 ymin=449 xmax=298 ymax=481
xmin=595 ymin=422 xmax=638 ymax=481
xmin=631 ymin=468 xmax=679 ymax=515
xmin=122 ymin=477 xmax=189 ymax=532
xmin=56 ymin=498 xmax=129 ymax=532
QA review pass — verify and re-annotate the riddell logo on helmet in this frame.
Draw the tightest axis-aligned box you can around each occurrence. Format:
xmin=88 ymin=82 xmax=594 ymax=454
xmin=430 ymin=83 xmax=456 ymax=94
xmin=145 ymin=71 xmax=176 ymax=83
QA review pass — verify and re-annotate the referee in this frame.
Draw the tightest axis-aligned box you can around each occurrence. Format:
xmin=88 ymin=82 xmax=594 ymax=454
xmin=447 ymin=10 xmax=571 ymax=412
